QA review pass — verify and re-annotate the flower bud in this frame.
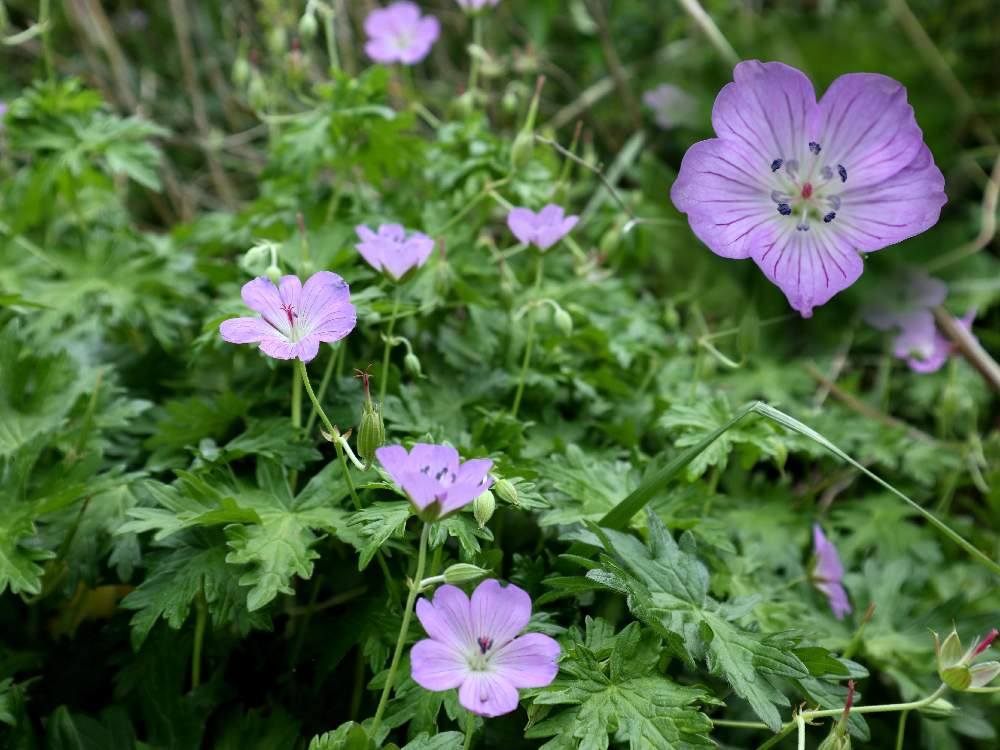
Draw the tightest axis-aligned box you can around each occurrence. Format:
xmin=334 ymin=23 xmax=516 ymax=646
xmin=817 ymin=730 xmax=850 ymax=750
xmin=298 ymin=11 xmax=318 ymax=40
xmin=509 ymin=129 xmax=535 ymax=171
xmin=493 ymin=477 xmax=519 ymax=507
xmin=920 ymin=697 xmax=957 ymax=719
xmin=473 ymin=489 xmax=495 ymax=529
xmin=404 ymin=352 xmax=423 ymax=378
xmin=443 ymin=564 xmax=490 ymax=585
xmin=357 ymin=401 xmax=384 ymax=468
xmin=554 ymin=307 xmax=573 ymax=337
xmin=267 ymin=26 xmax=287 ymax=57
xmin=232 ymin=56 xmax=250 ymax=87
xmin=265 ymin=264 xmax=282 ymax=285
xmin=248 ymin=73 xmax=268 ymax=111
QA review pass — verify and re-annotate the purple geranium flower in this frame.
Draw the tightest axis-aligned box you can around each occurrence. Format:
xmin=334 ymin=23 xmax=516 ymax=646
xmin=671 ymin=60 xmax=946 ymax=317
xmin=811 ymin=524 xmax=851 ymax=620
xmin=863 ymin=269 xmax=947 ymax=333
xmin=355 ymin=224 xmax=434 ymax=280
xmin=892 ymin=310 xmax=975 ymax=374
xmin=507 ymin=204 xmax=579 ymax=251
xmin=219 ymin=272 xmax=357 ymax=362
xmin=364 ymin=2 xmax=440 ymax=65
xmin=411 ymin=579 xmax=560 ymax=717
xmin=643 ymin=83 xmax=698 ymax=130
xmin=376 ymin=443 xmax=493 ymax=518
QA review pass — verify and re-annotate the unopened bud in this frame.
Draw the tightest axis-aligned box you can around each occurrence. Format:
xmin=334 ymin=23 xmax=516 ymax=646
xmin=248 ymin=73 xmax=268 ymax=111
xmin=298 ymin=11 xmax=318 ymax=40
xmin=817 ymin=730 xmax=851 ymax=750
xmin=232 ymin=57 xmax=250 ymax=87
xmin=443 ymin=564 xmax=490 ymax=585
xmin=920 ymin=697 xmax=957 ymax=719
xmin=554 ymin=307 xmax=573 ymax=337
xmin=267 ymin=26 xmax=287 ymax=56
xmin=493 ymin=478 xmax=518 ymax=507
xmin=357 ymin=402 xmax=384 ymax=467
xmin=404 ymin=352 xmax=423 ymax=378
xmin=473 ymin=490 xmax=495 ymax=529
xmin=510 ymin=129 xmax=534 ymax=170
xmin=501 ymin=88 xmax=519 ymax=114
xmin=265 ymin=264 xmax=282 ymax=285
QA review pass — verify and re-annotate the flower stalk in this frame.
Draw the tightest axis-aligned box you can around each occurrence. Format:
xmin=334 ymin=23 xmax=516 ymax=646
xmin=379 ymin=286 xmax=403 ymax=406
xmin=511 ymin=254 xmax=544 ymax=417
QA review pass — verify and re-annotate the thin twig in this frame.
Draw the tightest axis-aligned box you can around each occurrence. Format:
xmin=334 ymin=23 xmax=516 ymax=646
xmin=934 ymin=307 xmax=1000 ymax=394
xmin=674 ymin=0 xmax=739 ymax=68
xmin=534 ymin=133 xmax=635 ymax=220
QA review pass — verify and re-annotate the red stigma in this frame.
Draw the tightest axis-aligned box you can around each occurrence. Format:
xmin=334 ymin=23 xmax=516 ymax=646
xmin=281 ymin=303 xmax=296 ymax=326
xmin=973 ymin=628 xmax=999 ymax=658
xmin=801 ymin=182 xmax=813 ymax=199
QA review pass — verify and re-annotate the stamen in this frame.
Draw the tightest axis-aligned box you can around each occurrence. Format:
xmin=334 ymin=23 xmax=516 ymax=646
xmin=837 ymin=164 xmax=847 ymax=183
xmin=477 ymin=636 xmax=493 ymax=654
xmin=823 ymin=212 xmax=836 ymax=223
xmin=785 ymin=159 xmax=799 ymax=178
xmin=808 ymin=142 xmax=821 ymax=155
xmin=770 ymin=190 xmax=788 ymax=203
xmin=796 ymin=223 xmax=810 ymax=232
xmin=770 ymin=158 xmax=783 ymax=172
xmin=820 ymin=166 xmax=833 ymax=180
xmin=777 ymin=203 xmax=792 ymax=216
xmin=281 ymin=303 xmax=297 ymax=327
xmin=827 ymin=195 xmax=841 ymax=210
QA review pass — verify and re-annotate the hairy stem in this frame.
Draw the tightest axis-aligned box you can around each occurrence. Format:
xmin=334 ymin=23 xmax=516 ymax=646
xmin=379 ymin=286 xmax=403 ymax=406
xmin=370 ymin=522 xmax=429 ymax=740
xmin=512 ymin=254 xmax=544 ymax=417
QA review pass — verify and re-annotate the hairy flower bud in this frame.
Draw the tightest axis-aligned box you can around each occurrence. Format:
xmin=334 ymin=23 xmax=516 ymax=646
xmin=265 ymin=264 xmax=282 ymax=285
xmin=267 ymin=26 xmax=287 ymax=57
xmin=817 ymin=730 xmax=851 ymax=750
xmin=404 ymin=352 xmax=423 ymax=378
xmin=493 ymin=477 xmax=519 ymax=507
xmin=443 ymin=563 xmax=490 ymax=585
xmin=299 ymin=11 xmax=319 ymax=40
xmin=357 ymin=402 xmax=384 ymax=467
xmin=473 ymin=489 xmax=495 ymax=529
xmin=554 ymin=307 xmax=573 ymax=337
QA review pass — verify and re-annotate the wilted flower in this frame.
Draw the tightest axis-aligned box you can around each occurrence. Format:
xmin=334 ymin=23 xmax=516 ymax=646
xmin=456 ymin=0 xmax=500 ymax=10
xmin=355 ymin=224 xmax=435 ymax=280
xmin=376 ymin=443 xmax=493 ymax=518
xmin=643 ymin=83 xmax=698 ymax=130
xmin=219 ymin=272 xmax=357 ymax=362
xmin=507 ymin=204 xmax=579 ymax=251
xmin=934 ymin=627 xmax=999 ymax=691
xmin=811 ymin=525 xmax=852 ymax=620
xmin=671 ymin=60 xmax=946 ymax=317
xmin=411 ymin=579 xmax=560 ymax=716
xmin=364 ymin=2 xmax=440 ymax=65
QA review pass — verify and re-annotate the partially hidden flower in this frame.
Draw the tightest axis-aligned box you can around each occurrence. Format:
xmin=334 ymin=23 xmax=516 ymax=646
xmin=891 ymin=310 xmax=975 ymax=374
xmin=863 ymin=268 xmax=946 ymax=333
xmin=811 ymin=524 xmax=852 ymax=620
xmin=934 ymin=627 xmax=999 ymax=691
xmin=456 ymin=0 xmax=500 ymax=10
xmin=375 ymin=443 xmax=493 ymax=518
xmin=507 ymin=204 xmax=579 ymax=251
xmin=643 ymin=83 xmax=698 ymax=130
xmin=364 ymin=2 xmax=440 ymax=65
xmin=670 ymin=60 xmax=946 ymax=318
xmin=219 ymin=271 xmax=356 ymax=362
xmin=411 ymin=579 xmax=560 ymax=716
xmin=355 ymin=224 xmax=434 ymax=280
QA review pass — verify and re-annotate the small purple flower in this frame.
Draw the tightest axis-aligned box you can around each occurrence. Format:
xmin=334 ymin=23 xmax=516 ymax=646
xmin=671 ymin=60 xmax=947 ymax=318
xmin=507 ymin=204 xmax=579 ymax=251
xmin=376 ymin=443 xmax=493 ymax=518
xmin=643 ymin=84 xmax=698 ymax=130
xmin=892 ymin=310 xmax=976 ymax=374
xmin=0 ymin=101 xmax=7 ymax=130
xmin=456 ymin=0 xmax=500 ymax=10
xmin=355 ymin=224 xmax=434 ymax=280
xmin=863 ymin=269 xmax=947 ymax=333
xmin=411 ymin=579 xmax=560 ymax=717
xmin=219 ymin=272 xmax=357 ymax=362
xmin=811 ymin=524 xmax=852 ymax=620
xmin=364 ymin=2 xmax=440 ymax=65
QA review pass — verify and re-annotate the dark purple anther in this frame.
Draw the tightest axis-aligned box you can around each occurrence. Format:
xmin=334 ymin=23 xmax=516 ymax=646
xmin=838 ymin=164 xmax=847 ymax=183
xmin=808 ymin=142 xmax=821 ymax=154
xmin=477 ymin=636 xmax=493 ymax=654
xmin=777 ymin=203 xmax=792 ymax=216
xmin=771 ymin=158 xmax=783 ymax=172
xmin=823 ymin=212 xmax=836 ymax=223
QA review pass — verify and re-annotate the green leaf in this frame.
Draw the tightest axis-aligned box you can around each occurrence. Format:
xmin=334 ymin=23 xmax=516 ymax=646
xmin=308 ymin=721 xmax=372 ymax=750
xmin=0 ymin=512 xmax=53 ymax=596
xmin=527 ymin=621 xmax=715 ymax=750
xmin=347 ymin=501 xmax=413 ymax=571
xmin=220 ymin=418 xmax=323 ymax=470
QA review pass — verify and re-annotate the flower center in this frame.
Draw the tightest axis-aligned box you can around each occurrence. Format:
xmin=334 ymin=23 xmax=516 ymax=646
xmin=466 ymin=635 xmax=494 ymax=672
xmin=768 ymin=142 xmax=847 ymax=232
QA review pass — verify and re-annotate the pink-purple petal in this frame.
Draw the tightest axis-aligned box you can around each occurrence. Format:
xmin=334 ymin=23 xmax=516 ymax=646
xmin=490 ymin=632 xmax=561 ymax=688
xmin=375 ymin=445 xmax=410 ymax=481
xmin=241 ymin=277 xmax=287 ymax=329
xmin=410 ymin=639 xmax=467 ymax=691
xmin=416 ymin=585 xmax=475 ymax=650
xmin=470 ymin=579 xmax=532 ymax=646
xmin=219 ymin=317 xmax=276 ymax=344
xmin=458 ymin=672 xmax=520 ymax=717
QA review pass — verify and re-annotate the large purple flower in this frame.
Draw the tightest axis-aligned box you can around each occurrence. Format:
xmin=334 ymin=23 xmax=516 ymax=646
xmin=507 ymin=204 xmax=579 ymax=251
xmin=375 ymin=443 xmax=492 ymax=518
xmin=219 ymin=272 xmax=356 ymax=362
xmin=411 ymin=579 xmax=560 ymax=717
xmin=364 ymin=2 xmax=440 ymax=65
xmin=355 ymin=224 xmax=434 ymax=280
xmin=811 ymin=524 xmax=851 ymax=620
xmin=671 ymin=61 xmax=946 ymax=317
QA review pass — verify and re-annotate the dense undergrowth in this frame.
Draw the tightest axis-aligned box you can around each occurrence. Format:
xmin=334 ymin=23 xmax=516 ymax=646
xmin=1 ymin=1 xmax=999 ymax=748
